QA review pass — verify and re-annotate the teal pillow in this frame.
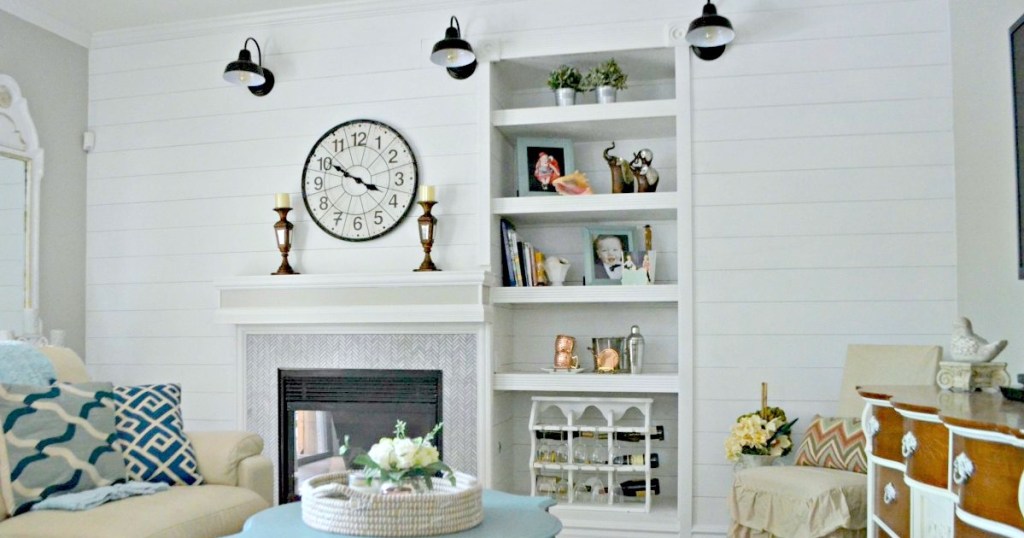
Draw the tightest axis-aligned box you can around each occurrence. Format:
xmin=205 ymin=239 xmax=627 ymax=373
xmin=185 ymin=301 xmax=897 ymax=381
xmin=112 ymin=384 xmax=203 ymax=486
xmin=0 ymin=382 xmax=127 ymax=516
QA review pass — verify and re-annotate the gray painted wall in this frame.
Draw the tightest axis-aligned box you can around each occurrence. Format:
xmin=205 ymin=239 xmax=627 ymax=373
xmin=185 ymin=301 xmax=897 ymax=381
xmin=0 ymin=11 xmax=88 ymax=355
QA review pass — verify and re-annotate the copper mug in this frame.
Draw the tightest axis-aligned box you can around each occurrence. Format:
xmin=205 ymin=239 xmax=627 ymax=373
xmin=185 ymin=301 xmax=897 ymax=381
xmin=553 ymin=335 xmax=579 ymax=369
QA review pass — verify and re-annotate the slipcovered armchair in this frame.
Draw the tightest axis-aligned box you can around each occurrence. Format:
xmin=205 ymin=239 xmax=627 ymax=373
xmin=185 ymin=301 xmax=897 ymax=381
xmin=729 ymin=344 xmax=942 ymax=538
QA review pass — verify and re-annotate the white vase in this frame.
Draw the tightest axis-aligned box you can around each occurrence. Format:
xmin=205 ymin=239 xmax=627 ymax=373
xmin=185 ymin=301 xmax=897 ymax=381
xmin=544 ymin=257 xmax=570 ymax=286
xmin=734 ymin=454 xmax=778 ymax=471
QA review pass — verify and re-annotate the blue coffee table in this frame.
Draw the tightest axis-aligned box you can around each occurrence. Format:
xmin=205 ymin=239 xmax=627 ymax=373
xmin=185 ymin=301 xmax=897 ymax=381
xmin=227 ymin=489 xmax=561 ymax=538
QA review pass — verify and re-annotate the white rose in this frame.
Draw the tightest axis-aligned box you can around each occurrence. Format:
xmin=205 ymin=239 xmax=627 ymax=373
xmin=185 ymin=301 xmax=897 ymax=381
xmin=413 ymin=443 xmax=439 ymax=467
xmin=393 ymin=438 xmax=418 ymax=470
xmin=368 ymin=438 xmax=397 ymax=470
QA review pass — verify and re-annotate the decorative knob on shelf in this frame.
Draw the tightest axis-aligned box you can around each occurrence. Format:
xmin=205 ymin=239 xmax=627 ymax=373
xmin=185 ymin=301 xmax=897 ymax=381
xmin=866 ymin=416 xmax=880 ymax=438
xmin=883 ymin=483 xmax=897 ymax=504
xmin=952 ymin=452 xmax=975 ymax=485
xmin=901 ymin=431 xmax=918 ymax=458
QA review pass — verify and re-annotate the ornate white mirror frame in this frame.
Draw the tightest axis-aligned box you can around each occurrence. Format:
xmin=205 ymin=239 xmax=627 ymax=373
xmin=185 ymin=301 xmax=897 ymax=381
xmin=0 ymin=74 xmax=43 ymax=314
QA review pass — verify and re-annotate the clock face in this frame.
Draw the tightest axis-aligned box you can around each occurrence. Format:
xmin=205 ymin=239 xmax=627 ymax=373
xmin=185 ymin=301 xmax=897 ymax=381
xmin=301 ymin=119 xmax=418 ymax=242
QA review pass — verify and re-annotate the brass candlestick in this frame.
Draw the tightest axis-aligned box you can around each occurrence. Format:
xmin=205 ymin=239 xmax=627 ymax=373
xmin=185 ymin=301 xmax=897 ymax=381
xmin=273 ymin=207 xmax=299 ymax=275
xmin=414 ymin=201 xmax=440 ymax=272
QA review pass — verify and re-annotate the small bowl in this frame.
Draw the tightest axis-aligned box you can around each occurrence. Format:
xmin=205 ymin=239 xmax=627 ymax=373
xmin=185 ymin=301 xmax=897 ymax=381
xmin=1000 ymin=385 xmax=1024 ymax=402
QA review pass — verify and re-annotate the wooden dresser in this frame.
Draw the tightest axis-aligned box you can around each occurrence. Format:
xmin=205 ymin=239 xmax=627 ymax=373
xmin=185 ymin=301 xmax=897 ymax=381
xmin=859 ymin=386 xmax=1024 ymax=537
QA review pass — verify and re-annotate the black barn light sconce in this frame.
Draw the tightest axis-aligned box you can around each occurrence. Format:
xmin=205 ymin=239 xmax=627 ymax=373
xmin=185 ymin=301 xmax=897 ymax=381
xmin=685 ymin=0 xmax=735 ymax=61
xmin=430 ymin=16 xmax=477 ymax=80
xmin=223 ymin=37 xmax=275 ymax=96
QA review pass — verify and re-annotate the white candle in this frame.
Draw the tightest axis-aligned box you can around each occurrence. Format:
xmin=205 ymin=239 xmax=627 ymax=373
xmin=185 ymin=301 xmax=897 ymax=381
xmin=275 ymin=192 xmax=291 ymax=209
xmin=418 ymin=185 xmax=436 ymax=202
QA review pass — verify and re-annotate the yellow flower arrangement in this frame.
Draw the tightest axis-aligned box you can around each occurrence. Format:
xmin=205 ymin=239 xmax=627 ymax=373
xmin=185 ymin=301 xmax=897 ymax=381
xmin=724 ymin=406 xmax=797 ymax=461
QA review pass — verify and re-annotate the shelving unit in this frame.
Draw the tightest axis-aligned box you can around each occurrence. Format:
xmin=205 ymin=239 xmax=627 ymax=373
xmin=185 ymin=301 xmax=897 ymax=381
xmin=480 ymin=29 xmax=693 ymax=536
xmin=529 ymin=397 xmax=656 ymax=513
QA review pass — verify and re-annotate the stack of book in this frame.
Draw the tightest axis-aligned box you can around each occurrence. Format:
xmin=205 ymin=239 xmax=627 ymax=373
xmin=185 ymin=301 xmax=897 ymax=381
xmin=499 ymin=218 xmax=548 ymax=287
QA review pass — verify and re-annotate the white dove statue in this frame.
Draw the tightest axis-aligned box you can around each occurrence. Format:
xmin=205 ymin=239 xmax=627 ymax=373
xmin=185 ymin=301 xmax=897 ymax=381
xmin=951 ymin=317 xmax=1008 ymax=362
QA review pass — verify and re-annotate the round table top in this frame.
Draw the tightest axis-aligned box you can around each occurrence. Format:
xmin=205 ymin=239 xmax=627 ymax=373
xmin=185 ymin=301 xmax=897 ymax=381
xmin=228 ymin=489 xmax=561 ymax=538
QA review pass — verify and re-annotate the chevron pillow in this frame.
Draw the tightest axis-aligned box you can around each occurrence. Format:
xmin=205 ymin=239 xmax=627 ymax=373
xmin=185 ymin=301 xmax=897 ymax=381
xmin=794 ymin=415 xmax=867 ymax=474
xmin=0 ymin=382 xmax=127 ymax=516
xmin=112 ymin=384 xmax=203 ymax=486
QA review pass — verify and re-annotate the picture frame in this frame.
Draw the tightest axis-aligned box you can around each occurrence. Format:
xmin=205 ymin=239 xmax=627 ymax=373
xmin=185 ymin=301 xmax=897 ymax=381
xmin=1011 ymin=13 xmax=1024 ymax=279
xmin=516 ymin=137 xmax=575 ymax=196
xmin=583 ymin=226 xmax=637 ymax=286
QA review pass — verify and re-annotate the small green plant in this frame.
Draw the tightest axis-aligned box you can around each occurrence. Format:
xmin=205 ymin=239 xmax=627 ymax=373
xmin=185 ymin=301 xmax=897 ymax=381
xmin=582 ymin=58 xmax=629 ymax=91
xmin=547 ymin=65 xmax=582 ymax=91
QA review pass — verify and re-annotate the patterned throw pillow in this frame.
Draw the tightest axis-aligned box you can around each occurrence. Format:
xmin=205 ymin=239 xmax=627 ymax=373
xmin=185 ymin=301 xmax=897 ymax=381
xmin=794 ymin=415 xmax=867 ymax=474
xmin=112 ymin=384 xmax=203 ymax=486
xmin=0 ymin=382 xmax=127 ymax=516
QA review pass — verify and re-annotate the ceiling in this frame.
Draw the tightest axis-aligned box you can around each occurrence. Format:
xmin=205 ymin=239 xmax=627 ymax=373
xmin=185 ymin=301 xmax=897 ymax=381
xmin=0 ymin=0 xmax=370 ymax=46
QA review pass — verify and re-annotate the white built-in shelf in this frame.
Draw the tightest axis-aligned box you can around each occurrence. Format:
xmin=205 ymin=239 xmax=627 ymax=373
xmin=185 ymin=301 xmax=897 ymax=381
xmin=492 ymin=99 xmax=677 ymax=141
xmin=492 ymin=192 xmax=677 ymax=225
xmin=491 ymin=284 xmax=677 ymax=304
xmin=549 ymin=498 xmax=680 ymax=533
xmin=493 ymin=373 xmax=679 ymax=393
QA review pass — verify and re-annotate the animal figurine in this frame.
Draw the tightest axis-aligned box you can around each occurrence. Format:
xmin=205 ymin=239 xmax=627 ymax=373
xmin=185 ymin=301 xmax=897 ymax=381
xmin=951 ymin=317 xmax=1008 ymax=362
xmin=603 ymin=142 xmax=634 ymax=193
xmin=629 ymin=148 xmax=659 ymax=193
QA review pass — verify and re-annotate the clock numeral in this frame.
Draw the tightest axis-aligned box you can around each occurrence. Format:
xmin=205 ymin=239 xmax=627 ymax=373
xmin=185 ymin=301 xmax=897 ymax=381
xmin=319 ymin=196 xmax=329 ymax=211
xmin=388 ymin=149 xmax=399 ymax=164
xmin=314 ymin=177 xmax=323 ymax=190
xmin=394 ymin=171 xmax=404 ymax=186
xmin=375 ymin=136 xmax=382 ymax=149
xmin=351 ymin=131 xmax=367 ymax=147
xmin=333 ymin=211 xmax=343 ymax=225
xmin=374 ymin=211 xmax=384 ymax=225
xmin=353 ymin=216 xmax=364 ymax=231
xmin=389 ymin=195 xmax=399 ymax=208
xmin=319 ymin=157 xmax=333 ymax=171
xmin=332 ymin=139 xmax=345 ymax=153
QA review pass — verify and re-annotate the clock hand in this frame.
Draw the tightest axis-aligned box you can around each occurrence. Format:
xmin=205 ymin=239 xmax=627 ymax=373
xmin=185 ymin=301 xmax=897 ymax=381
xmin=332 ymin=164 xmax=380 ymax=191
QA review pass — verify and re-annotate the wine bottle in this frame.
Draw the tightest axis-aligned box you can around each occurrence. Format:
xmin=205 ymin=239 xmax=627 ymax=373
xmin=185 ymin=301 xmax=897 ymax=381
xmin=620 ymin=478 xmax=660 ymax=497
xmin=612 ymin=453 xmax=660 ymax=468
xmin=534 ymin=430 xmax=569 ymax=441
xmin=577 ymin=425 xmax=665 ymax=442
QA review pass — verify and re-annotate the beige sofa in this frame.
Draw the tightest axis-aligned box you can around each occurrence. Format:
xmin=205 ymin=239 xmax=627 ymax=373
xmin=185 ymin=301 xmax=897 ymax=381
xmin=0 ymin=346 xmax=272 ymax=538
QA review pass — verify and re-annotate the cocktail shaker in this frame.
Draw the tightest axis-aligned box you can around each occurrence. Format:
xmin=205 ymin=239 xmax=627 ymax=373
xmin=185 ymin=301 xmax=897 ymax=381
xmin=625 ymin=325 xmax=645 ymax=374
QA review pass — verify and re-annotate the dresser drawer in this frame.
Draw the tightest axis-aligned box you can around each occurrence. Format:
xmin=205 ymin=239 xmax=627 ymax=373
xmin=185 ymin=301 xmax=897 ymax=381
xmin=954 ymin=514 xmax=1003 ymax=537
xmin=903 ymin=417 xmax=948 ymax=488
xmin=951 ymin=434 xmax=1024 ymax=531
xmin=870 ymin=406 xmax=905 ymax=463
xmin=875 ymin=464 xmax=910 ymax=537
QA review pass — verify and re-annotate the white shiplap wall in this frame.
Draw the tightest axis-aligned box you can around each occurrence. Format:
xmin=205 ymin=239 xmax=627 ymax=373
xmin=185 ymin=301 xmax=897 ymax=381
xmin=85 ymin=0 xmax=956 ymax=533
xmin=689 ymin=0 xmax=955 ymax=531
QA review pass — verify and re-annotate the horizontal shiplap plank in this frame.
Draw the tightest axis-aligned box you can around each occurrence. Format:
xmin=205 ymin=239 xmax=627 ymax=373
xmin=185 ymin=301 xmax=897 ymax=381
xmin=86 ymin=336 xmax=235 ymax=365
xmin=696 ymin=267 xmax=956 ymax=302
xmin=694 ymin=64 xmax=953 ymax=111
xmin=695 ymin=199 xmax=954 ymax=238
xmin=694 ymin=132 xmax=954 ymax=174
xmin=697 ymin=300 xmax=955 ymax=335
xmin=87 ymin=282 xmax=218 ymax=311
xmin=695 ymin=233 xmax=956 ymax=270
xmin=694 ymin=464 xmax=740 ymax=499
xmin=694 ymin=98 xmax=952 ymax=142
xmin=694 ymin=166 xmax=954 ymax=206
xmin=88 ymin=364 xmax=235 ymax=393
xmin=87 ymin=309 xmax=233 ymax=338
xmin=697 ymin=366 xmax=843 ymax=403
xmin=694 ymin=334 xmax=948 ymax=369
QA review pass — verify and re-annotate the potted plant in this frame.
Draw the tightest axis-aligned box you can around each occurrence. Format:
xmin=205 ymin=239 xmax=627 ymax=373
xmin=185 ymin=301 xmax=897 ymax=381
xmin=583 ymin=58 xmax=629 ymax=104
xmin=547 ymin=65 xmax=582 ymax=106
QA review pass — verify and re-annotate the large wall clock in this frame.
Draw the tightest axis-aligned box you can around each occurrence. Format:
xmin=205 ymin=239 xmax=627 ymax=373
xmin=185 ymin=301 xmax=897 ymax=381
xmin=301 ymin=119 xmax=418 ymax=242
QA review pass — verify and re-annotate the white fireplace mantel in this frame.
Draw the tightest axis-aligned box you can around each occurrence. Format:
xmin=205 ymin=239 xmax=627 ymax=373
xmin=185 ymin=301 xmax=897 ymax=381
xmin=213 ymin=270 xmax=494 ymax=325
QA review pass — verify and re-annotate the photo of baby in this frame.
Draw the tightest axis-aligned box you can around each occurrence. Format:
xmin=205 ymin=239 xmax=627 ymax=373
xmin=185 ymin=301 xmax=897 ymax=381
xmin=583 ymin=227 xmax=636 ymax=285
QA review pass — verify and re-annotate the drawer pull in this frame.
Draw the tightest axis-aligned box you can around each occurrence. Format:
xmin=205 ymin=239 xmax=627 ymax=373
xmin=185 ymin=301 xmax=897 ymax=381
xmin=901 ymin=431 xmax=918 ymax=458
xmin=953 ymin=452 xmax=974 ymax=485
xmin=866 ymin=416 xmax=880 ymax=438
xmin=883 ymin=482 xmax=897 ymax=504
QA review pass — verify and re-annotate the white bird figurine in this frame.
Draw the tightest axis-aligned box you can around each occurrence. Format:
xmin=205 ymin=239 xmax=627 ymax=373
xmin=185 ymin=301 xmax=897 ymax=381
xmin=951 ymin=317 xmax=1007 ymax=362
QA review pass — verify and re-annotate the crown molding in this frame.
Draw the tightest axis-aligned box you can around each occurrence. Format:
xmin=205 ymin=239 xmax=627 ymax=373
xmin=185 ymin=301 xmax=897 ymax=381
xmin=0 ymin=0 xmax=91 ymax=48
xmin=91 ymin=0 xmax=505 ymax=49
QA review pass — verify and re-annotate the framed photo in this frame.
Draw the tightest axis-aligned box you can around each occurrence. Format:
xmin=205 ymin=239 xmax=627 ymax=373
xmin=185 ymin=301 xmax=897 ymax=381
xmin=583 ymin=226 xmax=637 ymax=286
xmin=1012 ymin=13 xmax=1024 ymax=278
xmin=516 ymin=137 xmax=575 ymax=196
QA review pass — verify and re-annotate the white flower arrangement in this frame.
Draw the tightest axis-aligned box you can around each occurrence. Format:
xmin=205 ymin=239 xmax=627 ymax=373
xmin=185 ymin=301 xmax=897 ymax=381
xmin=724 ymin=407 xmax=797 ymax=461
xmin=343 ymin=420 xmax=454 ymax=489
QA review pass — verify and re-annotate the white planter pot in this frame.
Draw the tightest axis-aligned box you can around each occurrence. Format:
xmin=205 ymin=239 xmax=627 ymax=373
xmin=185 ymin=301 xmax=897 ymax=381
xmin=554 ymin=88 xmax=576 ymax=106
xmin=596 ymin=85 xmax=618 ymax=104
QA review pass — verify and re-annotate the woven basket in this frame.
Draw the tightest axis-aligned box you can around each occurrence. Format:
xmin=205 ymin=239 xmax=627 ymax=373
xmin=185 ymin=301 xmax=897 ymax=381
xmin=300 ymin=471 xmax=483 ymax=536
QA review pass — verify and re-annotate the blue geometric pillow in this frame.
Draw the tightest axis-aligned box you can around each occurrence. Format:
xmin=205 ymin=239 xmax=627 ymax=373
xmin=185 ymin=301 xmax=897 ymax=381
xmin=112 ymin=384 xmax=203 ymax=486
xmin=0 ymin=382 xmax=127 ymax=516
